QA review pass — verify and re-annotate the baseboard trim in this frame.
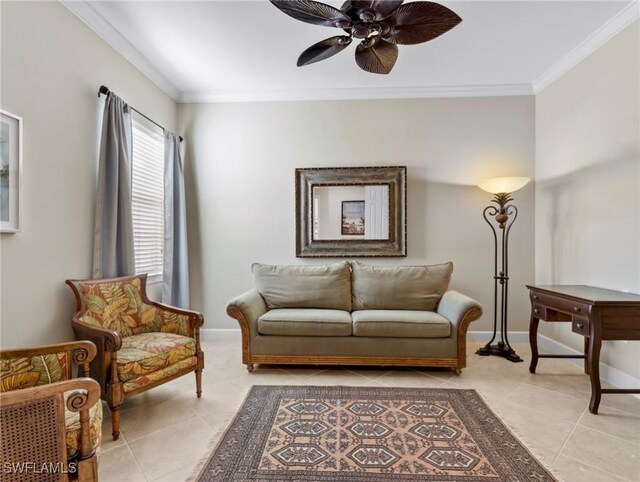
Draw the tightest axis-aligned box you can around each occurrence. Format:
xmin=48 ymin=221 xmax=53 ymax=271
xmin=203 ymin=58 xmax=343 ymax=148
xmin=201 ymin=329 xmax=240 ymax=341
xmin=467 ymin=330 xmax=529 ymax=343
xmin=201 ymin=329 xmax=638 ymax=394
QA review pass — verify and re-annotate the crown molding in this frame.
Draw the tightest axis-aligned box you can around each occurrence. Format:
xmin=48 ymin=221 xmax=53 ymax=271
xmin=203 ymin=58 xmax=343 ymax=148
xmin=533 ymin=1 xmax=639 ymax=93
xmin=179 ymin=83 xmax=534 ymax=103
xmin=60 ymin=0 xmax=181 ymax=101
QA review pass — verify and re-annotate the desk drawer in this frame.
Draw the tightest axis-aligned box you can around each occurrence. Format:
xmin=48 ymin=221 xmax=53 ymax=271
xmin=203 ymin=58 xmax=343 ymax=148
xmin=531 ymin=292 xmax=591 ymax=316
xmin=572 ymin=317 xmax=590 ymax=336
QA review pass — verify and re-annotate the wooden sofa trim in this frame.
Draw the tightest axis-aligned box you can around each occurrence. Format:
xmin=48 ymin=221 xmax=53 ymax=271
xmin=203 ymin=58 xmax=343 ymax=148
xmin=456 ymin=306 xmax=483 ymax=371
xmin=227 ymin=305 xmax=252 ymax=365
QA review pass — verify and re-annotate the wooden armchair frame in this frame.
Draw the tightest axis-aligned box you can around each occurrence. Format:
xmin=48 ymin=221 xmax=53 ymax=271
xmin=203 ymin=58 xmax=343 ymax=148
xmin=0 ymin=341 xmax=100 ymax=482
xmin=66 ymin=274 xmax=205 ymax=440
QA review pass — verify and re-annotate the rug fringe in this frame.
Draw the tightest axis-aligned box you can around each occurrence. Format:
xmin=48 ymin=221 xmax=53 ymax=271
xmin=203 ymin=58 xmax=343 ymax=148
xmin=186 ymin=386 xmax=258 ymax=482
xmin=473 ymin=390 xmax=564 ymax=482
xmin=185 ymin=434 xmax=221 ymax=482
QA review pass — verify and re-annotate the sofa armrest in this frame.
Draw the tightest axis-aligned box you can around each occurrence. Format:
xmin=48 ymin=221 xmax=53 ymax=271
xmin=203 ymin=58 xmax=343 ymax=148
xmin=0 ymin=340 xmax=97 ymax=379
xmin=72 ymin=320 xmax=122 ymax=353
xmin=72 ymin=320 xmax=123 ymax=395
xmin=437 ymin=290 xmax=483 ymax=329
xmin=226 ymin=289 xmax=267 ymax=335
xmin=148 ymin=300 xmax=205 ymax=338
xmin=226 ymin=289 xmax=267 ymax=365
xmin=438 ymin=291 xmax=482 ymax=372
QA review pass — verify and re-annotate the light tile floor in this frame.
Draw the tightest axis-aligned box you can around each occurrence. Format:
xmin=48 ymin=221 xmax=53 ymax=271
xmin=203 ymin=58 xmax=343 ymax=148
xmin=98 ymin=339 xmax=640 ymax=482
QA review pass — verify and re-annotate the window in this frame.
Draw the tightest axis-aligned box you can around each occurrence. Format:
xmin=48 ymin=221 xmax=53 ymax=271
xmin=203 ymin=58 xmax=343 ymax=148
xmin=131 ymin=114 xmax=164 ymax=277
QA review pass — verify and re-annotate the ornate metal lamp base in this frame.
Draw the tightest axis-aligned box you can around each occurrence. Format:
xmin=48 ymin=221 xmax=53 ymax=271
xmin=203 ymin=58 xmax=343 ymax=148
xmin=476 ymin=342 xmax=523 ymax=363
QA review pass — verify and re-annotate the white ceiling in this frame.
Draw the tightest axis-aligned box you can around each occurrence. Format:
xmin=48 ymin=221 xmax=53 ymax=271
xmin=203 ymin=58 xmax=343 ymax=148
xmin=63 ymin=0 xmax=638 ymax=101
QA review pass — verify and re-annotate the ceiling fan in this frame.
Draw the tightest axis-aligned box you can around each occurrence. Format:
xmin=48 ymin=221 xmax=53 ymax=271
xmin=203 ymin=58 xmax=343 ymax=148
xmin=270 ymin=0 xmax=462 ymax=75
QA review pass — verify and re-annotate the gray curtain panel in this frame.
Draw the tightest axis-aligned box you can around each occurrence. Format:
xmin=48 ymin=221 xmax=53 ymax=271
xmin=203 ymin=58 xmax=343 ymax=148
xmin=92 ymin=92 xmax=135 ymax=279
xmin=163 ymin=132 xmax=190 ymax=308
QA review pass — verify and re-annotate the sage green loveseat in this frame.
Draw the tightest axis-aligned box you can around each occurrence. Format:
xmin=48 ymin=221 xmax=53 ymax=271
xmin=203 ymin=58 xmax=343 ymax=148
xmin=226 ymin=261 xmax=482 ymax=374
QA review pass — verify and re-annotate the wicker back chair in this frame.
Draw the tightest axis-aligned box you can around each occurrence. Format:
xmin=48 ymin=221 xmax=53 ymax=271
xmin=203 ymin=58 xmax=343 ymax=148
xmin=0 ymin=341 xmax=101 ymax=482
xmin=66 ymin=274 xmax=205 ymax=440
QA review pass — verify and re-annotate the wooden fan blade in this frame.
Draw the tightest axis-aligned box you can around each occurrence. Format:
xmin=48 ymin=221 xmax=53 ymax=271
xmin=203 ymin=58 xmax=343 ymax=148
xmin=349 ymin=1 xmax=403 ymax=19
xmin=348 ymin=0 xmax=373 ymax=11
xmin=298 ymin=36 xmax=352 ymax=66
xmin=371 ymin=1 xmax=404 ymax=18
xmin=355 ymin=38 xmax=398 ymax=74
xmin=383 ymin=2 xmax=461 ymax=45
xmin=270 ymin=0 xmax=351 ymax=28
xmin=340 ymin=0 xmax=353 ymax=12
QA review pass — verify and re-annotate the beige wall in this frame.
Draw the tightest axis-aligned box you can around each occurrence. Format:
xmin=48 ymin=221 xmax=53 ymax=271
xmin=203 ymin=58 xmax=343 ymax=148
xmin=535 ymin=21 xmax=640 ymax=378
xmin=179 ymin=96 xmax=536 ymax=331
xmin=0 ymin=2 xmax=177 ymax=348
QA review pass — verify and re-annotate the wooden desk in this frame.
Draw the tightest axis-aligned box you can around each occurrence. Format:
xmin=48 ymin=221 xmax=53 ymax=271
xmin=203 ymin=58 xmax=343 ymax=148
xmin=527 ymin=285 xmax=640 ymax=414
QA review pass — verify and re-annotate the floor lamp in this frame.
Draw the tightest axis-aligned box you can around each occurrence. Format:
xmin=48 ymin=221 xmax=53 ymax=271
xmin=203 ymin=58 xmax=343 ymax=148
xmin=476 ymin=176 xmax=531 ymax=363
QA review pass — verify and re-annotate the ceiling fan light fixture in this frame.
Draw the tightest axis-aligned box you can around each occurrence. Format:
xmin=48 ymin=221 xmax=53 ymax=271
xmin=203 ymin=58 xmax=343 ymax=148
xmin=361 ymin=36 xmax=375 ymax=48
xmin=352 ymin=23 xmax=372 ymax=38
xmin=359 ymin=10 xmax=376 ymax=22
xmin=270 ymin=0 xmax=462 ymax=74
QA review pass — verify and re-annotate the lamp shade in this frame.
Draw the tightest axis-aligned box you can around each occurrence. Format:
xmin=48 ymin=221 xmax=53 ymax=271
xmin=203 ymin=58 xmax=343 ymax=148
xmin=477 ymin=176 xmax=530 ymax=194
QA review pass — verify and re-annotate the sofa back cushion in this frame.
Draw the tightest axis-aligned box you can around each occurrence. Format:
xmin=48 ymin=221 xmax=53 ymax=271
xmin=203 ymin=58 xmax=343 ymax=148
xmin=252 ymin=262 xmax=352 ymax=311
xmin=351 ymin=261 xmax=453 ymax=311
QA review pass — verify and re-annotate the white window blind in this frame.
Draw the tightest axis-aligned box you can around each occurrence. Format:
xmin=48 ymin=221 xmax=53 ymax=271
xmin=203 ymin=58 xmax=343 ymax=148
xmin=131 ymin=115 xmax=164 ymax=277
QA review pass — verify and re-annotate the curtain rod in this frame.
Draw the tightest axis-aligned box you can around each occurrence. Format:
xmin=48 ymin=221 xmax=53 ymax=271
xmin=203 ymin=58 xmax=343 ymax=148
xmin=98 ymin=85 xmax=183 ymax=143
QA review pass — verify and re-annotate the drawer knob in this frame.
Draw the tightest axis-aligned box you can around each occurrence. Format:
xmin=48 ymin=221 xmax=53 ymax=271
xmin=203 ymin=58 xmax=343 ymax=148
xmin=534 ymin=309 xmax=540 ymax=314
xmin=533 ymin=295 xmax=539 ymax=300
xmin=574 ymin=307 xmax=581 ymax=313
xmin=576 ymin=321 xmax=583 ymax=329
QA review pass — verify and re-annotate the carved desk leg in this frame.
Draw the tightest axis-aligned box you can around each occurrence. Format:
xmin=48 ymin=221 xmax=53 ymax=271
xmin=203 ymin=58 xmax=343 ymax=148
xmin=583 ymin=337 xmax=590 ymax=375
xmin=529 ymin=308 xmax=540 ymax=374
xmin=588 ymin=324 xmax=602 ymax=414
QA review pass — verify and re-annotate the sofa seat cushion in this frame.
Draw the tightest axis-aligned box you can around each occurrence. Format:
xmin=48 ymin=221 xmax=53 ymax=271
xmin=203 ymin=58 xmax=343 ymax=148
xmin=64 ymin=391 xmax=103 ymax=458
xmin=258 ymin=309 xmax=352 ymax=337
xmin=352 ymin=310 xmax=451 ymax=338
xmin=117 ymin=332 xmax=196 ymax=382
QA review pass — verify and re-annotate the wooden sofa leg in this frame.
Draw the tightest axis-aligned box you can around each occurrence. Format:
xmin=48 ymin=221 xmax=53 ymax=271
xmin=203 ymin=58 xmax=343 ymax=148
xmin=246 ymin=363 xmax=255 ymax=373
xmin=195 ymin=369 xmax=203 ymax=398
xmin=453 ymin=368 xmax=462 ymax=376
xmin=110 ymin=405 xmax=121 ymax=440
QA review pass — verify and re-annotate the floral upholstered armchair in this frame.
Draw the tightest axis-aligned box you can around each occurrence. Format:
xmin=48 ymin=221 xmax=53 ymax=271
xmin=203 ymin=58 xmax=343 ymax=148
xmin=66 ymin=274 xmax=204 ymax=440
xmin=0 ymin=341 xmax=101 ymax=482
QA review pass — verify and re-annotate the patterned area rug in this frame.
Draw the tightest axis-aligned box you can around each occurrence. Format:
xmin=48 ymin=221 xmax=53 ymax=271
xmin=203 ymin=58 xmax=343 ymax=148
xmin=195 ymin=386 xmax=556 ymax=482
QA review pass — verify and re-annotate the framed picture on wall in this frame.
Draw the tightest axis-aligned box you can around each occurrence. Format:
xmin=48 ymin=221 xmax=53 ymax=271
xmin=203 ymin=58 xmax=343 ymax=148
xmin=341 ymin=200 xmax=365 ymax=235
xmin=1 ymin=110 xmax=23 ymax=233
